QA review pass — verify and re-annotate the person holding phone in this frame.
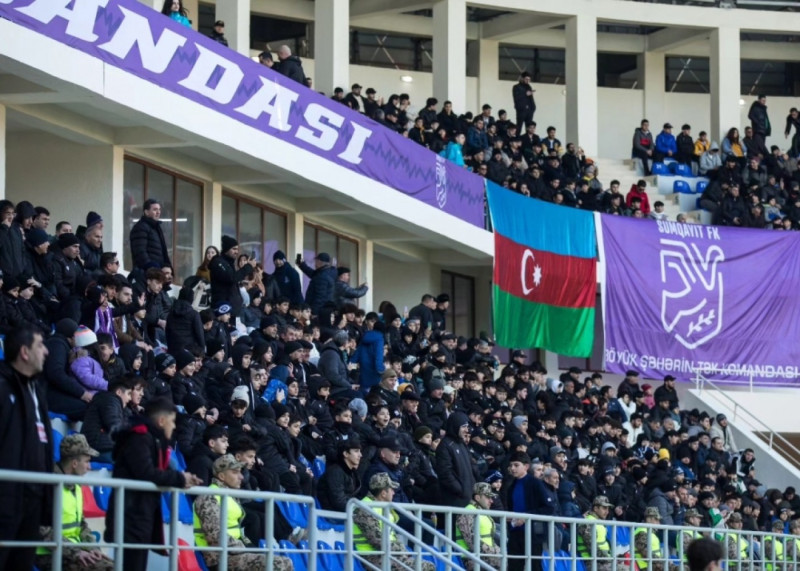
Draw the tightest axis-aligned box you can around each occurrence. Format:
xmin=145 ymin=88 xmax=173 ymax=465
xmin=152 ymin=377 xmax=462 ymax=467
xmin=296 ymin=252 xmax=337 ymax=315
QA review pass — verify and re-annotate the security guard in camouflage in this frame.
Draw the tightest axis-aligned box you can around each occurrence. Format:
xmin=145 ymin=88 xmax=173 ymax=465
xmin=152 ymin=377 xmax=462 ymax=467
xmin=634 ymin=507 xmax=679 ymax=571
xmin=193 ymin=455 xmax=293 ymax=571
xmin=455 ymin=482 xmax=502 ymax=570
xmin=577 ymin=495 xmax=614 ymax=571
xmin=352 ymin=472 xmax=435 ymax=571
xmin=35 ymin=434 xmax=114 ymax=571
xmin=763 ymin=519 xmax=788 ymax=571
xmin=723 ymin=512 xmax=749 ymax=570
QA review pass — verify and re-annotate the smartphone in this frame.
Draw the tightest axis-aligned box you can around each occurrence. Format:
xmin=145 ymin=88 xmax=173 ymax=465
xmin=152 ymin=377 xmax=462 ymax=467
xmin=295 ymin=253 xmax=303 ymax=264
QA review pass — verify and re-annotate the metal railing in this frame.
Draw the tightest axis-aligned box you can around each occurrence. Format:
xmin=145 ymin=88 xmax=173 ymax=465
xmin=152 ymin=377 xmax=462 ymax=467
xmin=693 ymin=370 xmax=800 ymax=471
xmin=4 ymin=466 xmax=800 ymax=571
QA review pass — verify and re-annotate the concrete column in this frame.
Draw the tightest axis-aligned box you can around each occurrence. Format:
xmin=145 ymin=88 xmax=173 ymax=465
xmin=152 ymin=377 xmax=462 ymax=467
xmin=710 ymin=26 xmax=741 ymax=145
xmin=640 ymin=51 xmax=666 ymax=130
xmin=184 ymin=0 xmax=199 ymax=30
xmin=314 ymin=0 xmax=349 ymax=96
xmin=433 ymin=0 xmax=467 ymax=113
xmin=138 ymin=0 xmax=161 ymax=9
xmin=216 ymin=0 xmax=251 ymax=55
xmin=110 ymin=147 xmax=126 ymax=265
xmin=478 ymin=39 xmax=499 ymax=111
xmin=208 ymin=183 xmax=223 ymax=256
xmin=0 ymin=104 xmax=5 ymax=200
xmin=358 ymin=238 xmax=374 ymax=312
xmin=286 ymin=212 xmax=305 ymax=261
xmin=565 ymin=14 xmax=598 ymax=156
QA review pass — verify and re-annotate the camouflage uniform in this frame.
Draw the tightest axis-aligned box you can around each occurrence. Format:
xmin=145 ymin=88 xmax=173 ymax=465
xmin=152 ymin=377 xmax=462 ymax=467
xmin=352 ymin=494 xmax=435 ymax=571
xmin=634 ymin=508 xmax=679 ymax=571
xmin=455 ymin=483 xmax=502 ymax=570
xmin=576 ymin=522 xmax=613 ymax=571
xmin=577 ymin=498 xmax=615 ymax=571
xmin=763 ymin=522 xmax=787 ymax=571
xmin=194 ymin=465 xmax=293 ymax=571
xmin=36 ymin=435 xmax=114 ymax=571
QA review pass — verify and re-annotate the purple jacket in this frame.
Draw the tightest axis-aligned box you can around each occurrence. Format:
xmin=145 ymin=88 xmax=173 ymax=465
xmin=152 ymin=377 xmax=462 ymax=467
xmin=70 ymin=354 xmax=108 ymax=391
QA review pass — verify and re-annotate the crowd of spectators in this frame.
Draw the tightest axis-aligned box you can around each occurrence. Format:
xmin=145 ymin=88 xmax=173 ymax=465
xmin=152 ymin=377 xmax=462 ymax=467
xmin=0 ymin=191 xmax=797 ymax=569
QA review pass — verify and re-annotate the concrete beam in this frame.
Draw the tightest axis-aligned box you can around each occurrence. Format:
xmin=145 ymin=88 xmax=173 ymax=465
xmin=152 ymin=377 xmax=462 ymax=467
xmin=373 ymin=241 xmax=428 ymax=262
xmin=0 ymin=75 xmax=91 ymax=105
xmin=481 ymin=13 xmax=568 ymax=40
xmin=295 ymin=197 xmax=356 ymax=215
xmin=351 ymin=0 xmax=433 ymax=18
xmin=213 ymin=165 xmax=281 ymax=184
xmin=646 ymin=28 xmax=711 ymax=52
xmin=350 ymin=14 xmax=480 ymax=40
xmin=7 ymin=104 xmax=114 ymax=145
xmin=114 ymin=127 xmax=191 ymax=148
xmin=366 ymin=225 xmax=425 ymax=241
xmin=250 ymin=0 xmax=314 ymax=21
xmin=428 ymin=248 xmax=491 ymax=265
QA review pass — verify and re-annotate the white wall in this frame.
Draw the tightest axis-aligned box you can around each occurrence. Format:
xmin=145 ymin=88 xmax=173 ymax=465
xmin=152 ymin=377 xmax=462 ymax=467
xmin=599 ymin=88 xmax=644 ymax=160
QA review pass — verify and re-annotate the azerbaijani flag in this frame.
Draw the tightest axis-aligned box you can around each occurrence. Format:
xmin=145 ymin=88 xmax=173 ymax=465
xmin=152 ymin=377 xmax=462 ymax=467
xmin=486 ymin=183 xmax=597 ymax=357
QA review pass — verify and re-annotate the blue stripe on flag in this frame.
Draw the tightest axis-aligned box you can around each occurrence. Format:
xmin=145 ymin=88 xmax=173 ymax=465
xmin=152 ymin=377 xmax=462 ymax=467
xmin=486 ymin=181 xmax=597 ymax=259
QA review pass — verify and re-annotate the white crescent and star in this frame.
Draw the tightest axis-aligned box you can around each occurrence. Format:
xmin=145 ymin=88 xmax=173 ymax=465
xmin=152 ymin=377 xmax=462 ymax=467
xmin=521 ymin=249 xmax=543 ymax=294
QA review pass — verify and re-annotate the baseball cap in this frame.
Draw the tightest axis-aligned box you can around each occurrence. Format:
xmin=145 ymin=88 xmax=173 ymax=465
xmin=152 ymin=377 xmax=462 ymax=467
xmin=213 ymin=454 xmax=245 ymax=475
xmin=378 ymin=437 xmax=401 ymax=451
xmin=315 ymin=252 xmax=332 ymax=263
xmin=369 ymin=472 xmax=400 ymax=492
xmin=593 ymin=496 xmax=614 ymax=508
xmin=473 ymin=482 xmax=498 ymax=499
xmin=60 ymin=434 xmax=99 ymax=459
xmin=644 ymin=507 xmax=662 ymax=520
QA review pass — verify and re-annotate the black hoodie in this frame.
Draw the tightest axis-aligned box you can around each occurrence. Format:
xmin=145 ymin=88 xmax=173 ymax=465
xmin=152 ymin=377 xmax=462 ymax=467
xmin=433 ymin=412 xmax=476 ymax=507
xmin=166 ymin=297 xmax=205 ymax=354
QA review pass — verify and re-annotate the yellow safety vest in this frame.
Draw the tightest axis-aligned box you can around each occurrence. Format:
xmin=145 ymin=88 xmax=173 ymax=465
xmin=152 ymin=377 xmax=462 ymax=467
xmin=193 ymin=484 xmax=245 ymax=547
xmin=353 ymin=496 xmax=398 ymax=552
xmin=679 ymin=531 xmax=703 ymax=562
xmin=577 ymin=514 xmax=610 ymax=559
xmin=764 ymin=535 xmax=785 ymax=571
xmin=36 ymin=485 xmax=83 ymax=555
xmin=455 ymin=504 xmax=494 ymax=551
xmin=727 ymin=531 xmax=749 ymax=561
xmin=634 ymin=527 xmax=662 ymax=570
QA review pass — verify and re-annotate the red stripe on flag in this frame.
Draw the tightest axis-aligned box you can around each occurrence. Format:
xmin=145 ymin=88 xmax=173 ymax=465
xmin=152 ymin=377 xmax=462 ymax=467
xmin=494 ymin=233 xmax=596 ymax=309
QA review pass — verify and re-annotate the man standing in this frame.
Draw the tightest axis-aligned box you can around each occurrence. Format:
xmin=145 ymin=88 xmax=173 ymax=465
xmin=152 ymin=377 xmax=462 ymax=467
xmin=194 ymin=455 xmax=293 ymax=571
xmin=506 ymin=451 xmax=542 ymax=571
xmin=277 ymin=45 xmax=306 ymax=84
xmin=209 ymin=236 xmax=254 ymax=319
xmin=35 ymin=434 xmax=113 ymax=571
xmin=271 ymin=251 xmax=303 ymax=304
xmin=748 ymin=95 xmax=771 ymax=158
xmin=432 ymin=293 xmax=449 ymax=333
xmin=334 ymin=266 xmax=368 ymax=308
xmin=209 ymin=20 xmax=228 ymax=46
xmin=455 ymin=483 xmax=502 ymax=569
xmin=297 ymin=252 xmax=337 ymax=315
xmin=513 ymin=71 xmax=536 ymax=132
xmin=577 ymin=496 xmax=615 ymax=569
xmin=0 ymin=327 xmax=52 ymax=570
xmin=344 ymin=84 xmax=365 ymax=112
xmin=129 ymin=199 xmax=170 ymax=284
xmin=435 ymin=412 xmax=476 ymax=509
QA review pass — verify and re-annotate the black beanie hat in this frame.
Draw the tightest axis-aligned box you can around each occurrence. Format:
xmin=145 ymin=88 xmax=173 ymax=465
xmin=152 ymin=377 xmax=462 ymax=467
xmin=221 ymin=235 xmax=238 ymax=254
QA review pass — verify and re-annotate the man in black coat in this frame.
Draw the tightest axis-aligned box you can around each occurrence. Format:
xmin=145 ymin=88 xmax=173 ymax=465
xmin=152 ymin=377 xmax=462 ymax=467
xmin=209 ymin=235 xmax=254 ymax=319
xmin=298 ymin=252 xmax=337 ymax=315
xmin=408 ymin=294 xmax=436 ymax=331
xmin=44 ymin=318 xmax=91 ymax=420
xmin=165 ymin=286 xmax=205 ymax=355
xmin=81 ymin=377 xmax=133 ymax=462
xmin=434 ymin=411 xmax=476 ymax=508
xmin=105 ymin=398 xmax=201 ymax=571
xmin=512 ymin=71 xmax=536 ymax=133
xmin=186 ymin=424 xmax=229 ymax=487
xmin=318 ymin=437 xmax=363 ymax=512
xmin=748 ymin=94 xmax=771 ymax=158
xmin=277 ymin=45 xmax=306 ymax=84
xmin=129 ymin=199 xmax=171 ymax=284
xmin=0 ymin=201 xmax=33 ymax=280
xmin=0 ymin=327 xmax=53 ymax=571
xmin=271 ymin=250 xmax=303 ymax=304
xmin=317 ymin=330 xmax=354 ymax=398
xmin=79 ymin=223 xmax=103 ymax=273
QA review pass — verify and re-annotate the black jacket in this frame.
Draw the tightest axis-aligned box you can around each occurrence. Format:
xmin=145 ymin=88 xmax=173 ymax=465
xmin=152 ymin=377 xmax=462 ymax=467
xmin=44 ymin=334 xmax=86 ymax=400
xmin=512 ymin=81 xmax=536 ymax=113
xmin=52 ymin=250 xmax=84 ymax=301
xmin=272 ymin=264 xmax=304 ymax=305
xmin=79 ymin=239 xmax=103 ymax=272
xmin=129 ymin=215 xmax=170 ymax=272
xmin=81 ymin=390 xmax=126 ymax=453
xmin=748 ymin=101 xmax=771 ymax=136
xmin=187 ymin=442 xmax=221 ymax=487
xmin=166 ymin=299 xmax=205 ymax=355
xmin=317 ymin=343 xmax=351 ymax=396
xmin=209 ymin=253 xmax=252 ymax=318
xmin=175 ymin=413 xmax=207 ymax=457
xmin=299 ymin=261 xmax=337 ymax=315
xmin=318 ymin=461 xmax=361 ymax=512
xmin=433 ymin=412 xmax=476 ymax=507
xmin=105 ymin=418 xmax=186 ymax=545
xmin=0 ymin=361 xmax=54 ymax=524
xmin=278 ymin=55 xmax=306 ymax=84
xmin=0 ymin=223 xmax=27 ymax=280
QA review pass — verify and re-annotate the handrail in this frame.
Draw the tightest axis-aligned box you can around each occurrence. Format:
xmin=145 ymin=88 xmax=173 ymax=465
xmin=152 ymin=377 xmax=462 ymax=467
xmin=692 ymin=370 xmax=800 ymax=471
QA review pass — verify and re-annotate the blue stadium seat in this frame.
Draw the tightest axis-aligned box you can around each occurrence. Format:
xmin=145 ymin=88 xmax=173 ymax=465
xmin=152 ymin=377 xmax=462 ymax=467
xmin=334 ymin=541 xmax=347 ymax=570
xmin=297 ymin=540 xmax=311 ymax=570
xmin=696 ymin=180 xmax=708 ymax=194
xmin=171 ymin=447 xmax=187 ymax=471
xmin=52 ymin=430 xmax=63 ymax=462
xmin=317 ymin=540 xmax=338 ymax=571
xmin=48 ymin=411 xmax=69 ymax=422
xmin=161 ymin=492 xmax=194 ymax=524
xmin=652 ymin=162 xmax=669 ymax=175
xmin=279 ymin=540 xmax=307 ymax=571
xmin=673 ymin=180 xmax=692 ymax=194
xmin=312 ymin=457 xmax=326 ymax=479
xmin=616 ymin=526 xmax=631 ymax=548
xmin=314 ymin=497 xmax=345 ymax=532
xmin=93 ymin=485 xmax=111 ymax=511
xmin=674 ymin=163 xmax=692 ymax=177
xmin=277 ymin=500 xmax=309 ymax=528
xmin=90 ymin=462 xmax=114 ymax=471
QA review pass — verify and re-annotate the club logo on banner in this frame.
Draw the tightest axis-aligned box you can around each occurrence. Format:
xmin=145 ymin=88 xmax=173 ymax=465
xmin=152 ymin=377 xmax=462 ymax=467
xmin=602 ymin=217 xmax=800 ymax=384
xmin=660 ymin=240 xmax=724 ymax=349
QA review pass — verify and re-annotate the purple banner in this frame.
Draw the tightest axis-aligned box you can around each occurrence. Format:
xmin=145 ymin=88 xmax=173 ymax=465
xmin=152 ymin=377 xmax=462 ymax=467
xmin=0 ymin=0 xmax=485 ymax=227
xmin=602 ymin=216 xmax=800 ymax=384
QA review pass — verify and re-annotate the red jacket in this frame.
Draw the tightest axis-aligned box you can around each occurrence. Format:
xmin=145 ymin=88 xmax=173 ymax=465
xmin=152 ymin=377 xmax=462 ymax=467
xmin=626 ymin=185 xmax=651 ymax=215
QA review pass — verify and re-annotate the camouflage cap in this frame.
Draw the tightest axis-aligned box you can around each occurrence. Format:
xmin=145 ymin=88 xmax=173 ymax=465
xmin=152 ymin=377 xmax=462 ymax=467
xmin=593 ymin=495 xmax=614 ymax=508
xmin=60 ymin=434 xmax=99 ymax=459
xmin=473 ymin=482 xmax=498 ymax=499
xmin=644 ymin=507 xmax=662 ymax=520
xmin=684 ymin=508 xmax=702 ymax=519
xmin=728 ymin=512 xmax=742 ymax=523
xmin=212 ymin=454 xmax=245 ymax=475
xmin=772 ymin=519 xmax=785 ymax=530
xmin=369 ymin=472 xmax=400 ymax=492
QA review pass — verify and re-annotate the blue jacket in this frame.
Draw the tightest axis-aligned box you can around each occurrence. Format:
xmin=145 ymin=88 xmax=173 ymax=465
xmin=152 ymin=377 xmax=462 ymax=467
xmin=299 ymin=262 xmax=337 ymax=315
xmin=466 ymin=127 xmax=489 ymax=154
xmin=169 ymin=12 xmax=191 ymax=27
xmin=655 ymin=131 xmax=678 ymax=155
xmin=441 ymin=142 xmax=465 ymax=167
xmin=353 ymin=330 xmax=385 ymax=390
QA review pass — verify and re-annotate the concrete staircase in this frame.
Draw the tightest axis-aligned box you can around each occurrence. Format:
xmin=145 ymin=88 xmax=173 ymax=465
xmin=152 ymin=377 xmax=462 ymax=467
xmin=596 ymin=158 xmax=704 ymax=222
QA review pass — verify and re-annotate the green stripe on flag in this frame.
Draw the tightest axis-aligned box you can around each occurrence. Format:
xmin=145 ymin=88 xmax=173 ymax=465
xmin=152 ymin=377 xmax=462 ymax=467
xmin=493 ymin=285 xmax=595 ymax=358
